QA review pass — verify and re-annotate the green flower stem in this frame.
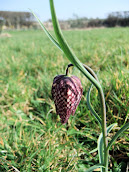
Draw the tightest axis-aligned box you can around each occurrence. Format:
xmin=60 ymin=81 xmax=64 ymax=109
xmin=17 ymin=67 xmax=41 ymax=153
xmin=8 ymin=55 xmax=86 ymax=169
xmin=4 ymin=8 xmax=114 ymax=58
xmin=99 ymin=88 xmax=108 ymax=172
xmin=83 ymin=64 xmax=99 ymax=82
xmin=83 ymin=63 xmax=108 ymax=171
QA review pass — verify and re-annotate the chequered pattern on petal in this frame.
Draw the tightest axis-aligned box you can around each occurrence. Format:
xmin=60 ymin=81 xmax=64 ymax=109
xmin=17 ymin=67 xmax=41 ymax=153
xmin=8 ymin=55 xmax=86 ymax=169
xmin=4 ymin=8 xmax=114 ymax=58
xmin=51 ymin=75 xmax=83 ymax=124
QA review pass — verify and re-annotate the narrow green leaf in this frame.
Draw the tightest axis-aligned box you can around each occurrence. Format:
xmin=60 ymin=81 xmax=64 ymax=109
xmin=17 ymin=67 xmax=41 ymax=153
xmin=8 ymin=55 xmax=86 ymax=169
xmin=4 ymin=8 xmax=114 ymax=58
xmin=87 ymin=84 xmax=102 ymax=125
xmin=98 ymin=134 xmax=104 ymax=165
xmin=89 ymin=147 xmax=98 ymax=154
xmin=107 ymin=122 xmax=129 ymax=151
xmin=49 ymin=0 xmax=101 ymax=90
xmin=29 ymin=9 xmax=62 ymax=51
xmin=107 ymin=123 xmax=117 ymax=135
xmin=98 ymin=123 xmax=117 ymax=172
xmin=85 ymin=164 xmax=105 ymax=172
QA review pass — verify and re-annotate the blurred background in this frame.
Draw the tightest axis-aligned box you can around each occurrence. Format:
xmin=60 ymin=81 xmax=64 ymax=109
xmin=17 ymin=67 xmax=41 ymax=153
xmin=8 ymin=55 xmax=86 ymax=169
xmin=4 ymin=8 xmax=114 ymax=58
xmin=0 ymin=0 xmax=129 ymax=32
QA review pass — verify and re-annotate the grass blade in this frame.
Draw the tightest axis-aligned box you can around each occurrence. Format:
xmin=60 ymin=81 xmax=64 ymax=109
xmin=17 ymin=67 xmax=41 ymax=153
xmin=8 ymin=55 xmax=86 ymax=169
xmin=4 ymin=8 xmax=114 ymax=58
xmin=29 ymin=9 xmax=62 ymax=51
xmin=107 ymin=122 xmax=129 ymax=151
xmin=98 ymin=123 xmax=117 ymax=171
xmin=89 ymin=147 xmax=98 ymax=154
xmin=85 ymin=164 xmax=105 ymax=172
xmin=87 ymin=84 xmax=102 ymax=125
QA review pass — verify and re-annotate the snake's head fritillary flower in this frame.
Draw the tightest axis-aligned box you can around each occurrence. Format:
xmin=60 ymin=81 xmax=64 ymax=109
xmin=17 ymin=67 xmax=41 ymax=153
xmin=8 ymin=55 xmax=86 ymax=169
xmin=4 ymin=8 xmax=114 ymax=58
xmin=51 ymin=65 xmax=83 ymax=124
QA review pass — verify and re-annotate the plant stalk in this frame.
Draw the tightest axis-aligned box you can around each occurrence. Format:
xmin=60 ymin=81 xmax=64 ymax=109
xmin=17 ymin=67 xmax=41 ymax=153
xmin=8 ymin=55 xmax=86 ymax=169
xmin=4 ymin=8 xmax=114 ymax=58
xmin=99 ymin=88 xmax=108 ymax=172
xmin=84 ymin=64 xmax=108 ymax=171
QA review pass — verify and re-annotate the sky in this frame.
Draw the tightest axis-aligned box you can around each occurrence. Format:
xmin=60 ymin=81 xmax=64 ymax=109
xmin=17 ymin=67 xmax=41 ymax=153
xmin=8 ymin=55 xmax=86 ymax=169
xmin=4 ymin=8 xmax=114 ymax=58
xmin=0 ymin=0 xmax=129 ymax=21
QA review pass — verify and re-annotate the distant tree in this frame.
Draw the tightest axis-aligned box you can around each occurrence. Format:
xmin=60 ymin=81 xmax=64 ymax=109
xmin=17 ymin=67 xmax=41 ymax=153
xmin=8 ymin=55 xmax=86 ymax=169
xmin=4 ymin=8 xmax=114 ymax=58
xmin=88 ymin=18 xmax=104 ymax=27
xmin=0 ymin=11 xmax=35 ymax=29
xmin=67 ymin=17 xmax=89 ymax=28
xmin=0 ymin=17 xmax=4 ymax=33
xmin=104 ymin=11 xmax=129 ymax=27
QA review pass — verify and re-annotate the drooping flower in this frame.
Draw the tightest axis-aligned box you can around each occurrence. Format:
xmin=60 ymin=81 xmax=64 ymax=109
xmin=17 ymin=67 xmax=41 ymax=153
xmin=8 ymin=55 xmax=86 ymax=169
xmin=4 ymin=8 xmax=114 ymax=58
xmin=51 ymin=65 xmax=83 ymax=124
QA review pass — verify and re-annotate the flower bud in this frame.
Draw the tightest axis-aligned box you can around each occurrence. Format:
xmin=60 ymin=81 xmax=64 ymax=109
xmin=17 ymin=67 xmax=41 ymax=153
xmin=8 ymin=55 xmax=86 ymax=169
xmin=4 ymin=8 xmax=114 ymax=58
xmin=52 ymin=74 xmax=83 ymax=124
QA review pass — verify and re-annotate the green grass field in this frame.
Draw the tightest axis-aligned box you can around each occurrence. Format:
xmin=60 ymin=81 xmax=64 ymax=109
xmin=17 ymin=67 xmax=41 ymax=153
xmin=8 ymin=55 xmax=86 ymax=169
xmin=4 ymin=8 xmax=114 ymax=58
xmin=0 ymin=27 xmax=129 ymax=171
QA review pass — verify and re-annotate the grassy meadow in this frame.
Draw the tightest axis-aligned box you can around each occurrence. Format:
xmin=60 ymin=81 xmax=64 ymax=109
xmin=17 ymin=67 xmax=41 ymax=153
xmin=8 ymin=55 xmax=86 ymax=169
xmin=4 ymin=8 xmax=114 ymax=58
xmin=0 ymin=27 xmax=129 ymax=171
